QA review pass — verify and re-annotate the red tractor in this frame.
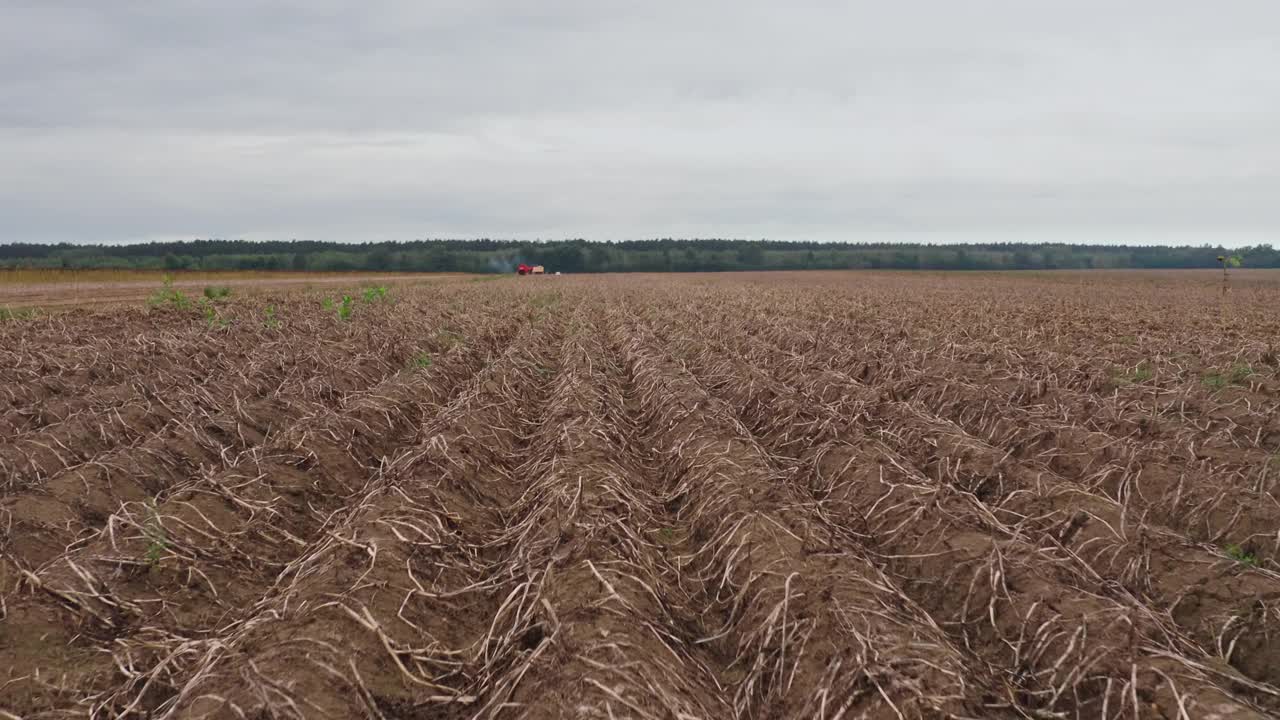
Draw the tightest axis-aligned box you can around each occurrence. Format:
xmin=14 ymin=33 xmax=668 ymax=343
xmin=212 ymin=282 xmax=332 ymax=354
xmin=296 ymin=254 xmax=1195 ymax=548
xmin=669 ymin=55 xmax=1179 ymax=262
xmin=516 ymin=263 xmax=532 ymax=276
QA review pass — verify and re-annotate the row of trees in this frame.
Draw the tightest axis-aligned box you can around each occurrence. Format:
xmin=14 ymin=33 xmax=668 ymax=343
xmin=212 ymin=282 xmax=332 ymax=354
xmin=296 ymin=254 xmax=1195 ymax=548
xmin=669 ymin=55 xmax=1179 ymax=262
xmin=2 ymin=239 xmax=1277 ymax=273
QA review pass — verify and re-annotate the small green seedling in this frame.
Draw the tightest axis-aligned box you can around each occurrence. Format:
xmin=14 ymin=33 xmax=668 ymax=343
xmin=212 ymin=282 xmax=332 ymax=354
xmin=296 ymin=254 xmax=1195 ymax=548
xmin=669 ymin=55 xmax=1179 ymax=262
xmin=362 ymin=285 xmax=389 ymax=303
xmin=338 ymin=295 xmax=355 ymax=321
xmin=1229 ymin=363 xmax=1254 ymax=384
xmin=1115 ymin=362 xmax=1154 ymax=385
xmin=1225 ymin=544 xmax=1257 ymax=567
xmin=143 ymin=501 xmax=168 ymax=567
xmin=263 ymin=304 xmax=281 ymax=329
xmin=201 ymin=300 xmax=229 ymax=329
xmin=1203 ymin=373 xmax=1228 ymax=391
xmin=409 ymin=352 xmax=433 ymax=369
xmin=203 ymin=285 xmax=231 ymax=301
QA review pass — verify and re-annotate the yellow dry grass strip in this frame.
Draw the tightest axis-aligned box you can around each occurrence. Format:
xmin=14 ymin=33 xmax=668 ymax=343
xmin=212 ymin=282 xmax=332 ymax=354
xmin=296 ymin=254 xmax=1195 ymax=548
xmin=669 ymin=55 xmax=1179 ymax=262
xmin=0 ymin=268 xmax=448 ymax=286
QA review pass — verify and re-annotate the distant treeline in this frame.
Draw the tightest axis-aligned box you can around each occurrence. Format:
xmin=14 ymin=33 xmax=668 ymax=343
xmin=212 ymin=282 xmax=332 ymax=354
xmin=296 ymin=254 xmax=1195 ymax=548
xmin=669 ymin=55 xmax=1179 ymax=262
xmin=1 ymin=239 xmax=1277 ymax=273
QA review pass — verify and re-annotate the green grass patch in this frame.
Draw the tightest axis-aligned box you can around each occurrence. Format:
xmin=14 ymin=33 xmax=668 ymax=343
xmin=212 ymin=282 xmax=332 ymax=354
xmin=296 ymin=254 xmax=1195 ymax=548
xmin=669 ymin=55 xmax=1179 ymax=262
xmin=0 ymin=306 xmax=39 ymax=322
xmin=1229 ymin=363 xmax=1254 ymax=383
xmin=1202 ymin=373 xmax=1227 ymax=390
xmin=1204 ymin=363 xmax=1255 ymax=390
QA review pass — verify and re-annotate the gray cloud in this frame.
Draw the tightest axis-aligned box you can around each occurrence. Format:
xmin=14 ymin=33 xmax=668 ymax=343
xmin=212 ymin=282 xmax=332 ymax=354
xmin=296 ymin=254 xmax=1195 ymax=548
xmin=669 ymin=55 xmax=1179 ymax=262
xmin=2 ymin=0 xmax=1277 ymax=244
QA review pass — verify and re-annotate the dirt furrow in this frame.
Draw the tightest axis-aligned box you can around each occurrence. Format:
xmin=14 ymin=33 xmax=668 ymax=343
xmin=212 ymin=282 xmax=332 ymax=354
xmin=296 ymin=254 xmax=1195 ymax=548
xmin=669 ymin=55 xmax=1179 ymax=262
xmin=468 ymin=306 xmax=733 ymax=719
xmin=0 ymin=297 xmax=436 ymax=489
xmin=0 ymin=298 xmax=492 ymax=576
xmin=615 ymin=305 xmax=1014 ymax=719
xmin=147 ymin=307 xmax=571 ymax=718
xmin=659 ymin=308 xmax=1278 ymax=717
xmin=667 ymin=291 xmax=1280 ymax=688
xmin=0 ymin=306 xmax=525 ymax=717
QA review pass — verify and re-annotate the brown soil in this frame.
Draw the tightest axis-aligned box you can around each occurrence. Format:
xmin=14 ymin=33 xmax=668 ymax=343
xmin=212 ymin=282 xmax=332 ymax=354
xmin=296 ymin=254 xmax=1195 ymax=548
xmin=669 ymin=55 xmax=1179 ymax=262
xmin=2 ymin=270 xmax=1280 ymax=719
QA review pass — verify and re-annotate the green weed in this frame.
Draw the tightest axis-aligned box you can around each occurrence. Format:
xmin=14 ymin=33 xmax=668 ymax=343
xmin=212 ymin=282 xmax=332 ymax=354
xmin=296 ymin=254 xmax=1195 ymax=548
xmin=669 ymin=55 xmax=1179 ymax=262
xmin=263 ymin=305 xmax=281 ymax=329
xmin=409 ymin=352 xmax=433 ymax=369
xmin=143 ymin=501 xmax=168 ymax=567
xmin=326 ymin=295 xmax=355 ymax=321
xmin=202 ymin=285 xmax=232 ymax=300
xmin=147 ymin=275 xmax=191 ymax=310
xmin=1225 ymin=544 xmax=1258 ymax=567
xmin=200 ymin=300 xmax=229 ymax=329
xmin=362 ymin=285 xmax=389 ymax=303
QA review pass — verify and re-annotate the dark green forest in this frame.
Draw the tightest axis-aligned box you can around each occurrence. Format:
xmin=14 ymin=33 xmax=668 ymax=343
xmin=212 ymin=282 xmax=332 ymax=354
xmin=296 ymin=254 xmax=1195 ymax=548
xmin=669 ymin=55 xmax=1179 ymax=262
xmin=1 ymin=239 xmax=1276 ymax=273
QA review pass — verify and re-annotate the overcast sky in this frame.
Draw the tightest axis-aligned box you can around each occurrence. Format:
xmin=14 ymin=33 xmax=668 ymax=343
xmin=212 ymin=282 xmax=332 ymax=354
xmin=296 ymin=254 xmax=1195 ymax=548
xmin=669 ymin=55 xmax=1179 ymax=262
xmin=2 ymin=1 xmax=1277 ymax=246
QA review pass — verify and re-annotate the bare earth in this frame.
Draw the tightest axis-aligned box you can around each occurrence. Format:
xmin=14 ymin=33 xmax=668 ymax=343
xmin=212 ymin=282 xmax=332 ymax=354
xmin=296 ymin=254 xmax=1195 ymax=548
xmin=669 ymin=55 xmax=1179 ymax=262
xmin=1 ymin=269 xmax=1279 ymax=718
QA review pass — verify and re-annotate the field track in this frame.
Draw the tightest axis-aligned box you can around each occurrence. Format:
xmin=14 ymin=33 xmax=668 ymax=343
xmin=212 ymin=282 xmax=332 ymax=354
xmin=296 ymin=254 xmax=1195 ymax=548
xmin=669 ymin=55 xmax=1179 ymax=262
xmin=0 ymin=272 xmax=463 ymax=309
xmin=2 ymin=270 xmax=1280 ymax=719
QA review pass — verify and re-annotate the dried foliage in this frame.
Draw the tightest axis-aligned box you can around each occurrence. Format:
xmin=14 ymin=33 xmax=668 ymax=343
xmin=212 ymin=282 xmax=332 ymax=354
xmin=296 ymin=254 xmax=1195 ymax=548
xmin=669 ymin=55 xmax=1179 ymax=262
xmin=2 ymin=270 xmax=1279 ymax=719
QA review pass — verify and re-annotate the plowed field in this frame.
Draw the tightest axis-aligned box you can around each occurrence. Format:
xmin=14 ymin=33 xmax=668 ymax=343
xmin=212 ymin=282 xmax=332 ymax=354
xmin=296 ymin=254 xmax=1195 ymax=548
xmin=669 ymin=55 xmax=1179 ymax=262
xmin=3 ymin=270 xmax=1280 ymax=719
